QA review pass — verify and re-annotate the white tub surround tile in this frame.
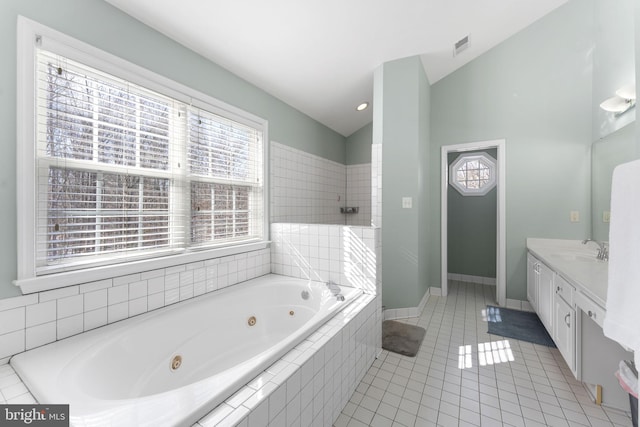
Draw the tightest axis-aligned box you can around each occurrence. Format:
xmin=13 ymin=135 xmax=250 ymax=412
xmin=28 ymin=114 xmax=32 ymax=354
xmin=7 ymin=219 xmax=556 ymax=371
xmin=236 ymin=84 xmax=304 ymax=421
xmin=25 ymin=322 xmax=56 ymax=350
xmin=128 ymin=297 xmax=148 ymax=317
xmin=0 ymin=307 xmax=25 ymax=336
xmin=147 ymin=293 xmax=165 ymax=312
xmin=57 ymin=294 xmax=84 ymax=319
xmin=0 ymin=248 xmax=271 ymax=363
xmin=271 ymin=223 xmax=378 ymax=295
xmin=83 ymin=308 xmax=108 ymax=332
xmin=0 ymin=331 xmax=25 ymax=360
xmin=78 ymin=278 xmax=112 ymax=294
xmin=0 ymin=311 xmax=27 ymax=358
xmin=107 ymin=285 xmax=129 ymax=306
xmin=83 ymin=289 xmax=108 ymax=312
xmin=38 ymin=286 xmax=80 ymax=303
xmin=56 ymin=314 xmax=83 ymax=340
xmin=147 ymin=276 xmax=165 ymax=295
xmin=0 ymin=295 xmax=38 ymax=312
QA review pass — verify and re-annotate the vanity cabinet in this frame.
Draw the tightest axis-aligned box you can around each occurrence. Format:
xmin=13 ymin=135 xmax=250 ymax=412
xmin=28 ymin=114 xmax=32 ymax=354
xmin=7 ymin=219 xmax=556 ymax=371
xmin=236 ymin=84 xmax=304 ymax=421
xmin=528 ymin=254 xmax=554 ymax=332
xmin=526 ymin=254 xmax=538 ymax=311
xmin=538 ymin=262 xmax=554 ymax=332
xmin=527 ymin=253 xmax=575 ymax=374
xmin=526 ymin=239 xmax=633 ymax=411
xmin=553 ymin=275 xmax=576 ymax=375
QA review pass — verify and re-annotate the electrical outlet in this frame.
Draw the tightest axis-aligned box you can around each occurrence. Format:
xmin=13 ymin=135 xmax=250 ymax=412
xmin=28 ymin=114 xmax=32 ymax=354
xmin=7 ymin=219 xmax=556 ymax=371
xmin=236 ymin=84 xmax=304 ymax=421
xmin=603 ymin=211 xmax=611 ymax=223
xmin=402 ymin=197 xmax=412 ymax=209
xmin=570 ymin=211 xmax=580 ymax=223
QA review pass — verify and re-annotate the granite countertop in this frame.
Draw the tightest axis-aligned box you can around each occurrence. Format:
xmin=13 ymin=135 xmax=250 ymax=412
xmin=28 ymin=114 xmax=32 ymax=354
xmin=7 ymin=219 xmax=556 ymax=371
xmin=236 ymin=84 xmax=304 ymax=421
xmin=526 ymin=238 xmax=608 ymax=308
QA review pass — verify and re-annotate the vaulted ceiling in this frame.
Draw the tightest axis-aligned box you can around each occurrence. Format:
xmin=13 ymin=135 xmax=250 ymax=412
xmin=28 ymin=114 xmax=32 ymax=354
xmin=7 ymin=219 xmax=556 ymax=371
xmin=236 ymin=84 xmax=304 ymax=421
xmin=106 ymin=0 xmax=568 ymax=137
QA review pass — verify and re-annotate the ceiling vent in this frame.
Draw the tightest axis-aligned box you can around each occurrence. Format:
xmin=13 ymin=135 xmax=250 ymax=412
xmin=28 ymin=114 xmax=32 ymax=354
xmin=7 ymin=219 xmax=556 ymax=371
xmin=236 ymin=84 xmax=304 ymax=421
xmin=453 ymin=35 xmax=470 ymax=57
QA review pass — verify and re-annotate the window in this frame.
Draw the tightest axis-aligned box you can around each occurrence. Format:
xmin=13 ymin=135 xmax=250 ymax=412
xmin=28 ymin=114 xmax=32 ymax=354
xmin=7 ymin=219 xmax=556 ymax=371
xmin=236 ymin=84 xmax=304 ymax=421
xmin=17 ymin=18 xmax=266 ymax=289
xmin=449 ymin=153 xmax=497 ymax=196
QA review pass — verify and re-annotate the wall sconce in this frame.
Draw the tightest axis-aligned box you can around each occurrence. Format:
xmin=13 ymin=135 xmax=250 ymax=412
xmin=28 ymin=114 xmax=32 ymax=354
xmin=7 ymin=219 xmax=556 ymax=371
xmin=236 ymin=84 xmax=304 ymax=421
xmin=600 ymin=84 xmax=636 ymax=116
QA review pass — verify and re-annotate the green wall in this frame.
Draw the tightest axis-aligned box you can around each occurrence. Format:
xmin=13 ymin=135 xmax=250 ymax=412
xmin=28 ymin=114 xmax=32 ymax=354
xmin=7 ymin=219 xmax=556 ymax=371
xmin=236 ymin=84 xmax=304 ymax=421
xmin=430 ymin=0 xmax=594 ymax=300
xmin=592 ymin=0 xmax=635 ymax=140
xmin=636 ymin=1 xmax=640 ymax=154
xmin=346 ymin=123 xmax=373 ymax=165
xmin=375 ymin=56 xmax=431 ymax=309
xmin=0 ymin=0 xmax=346 ymax=299
xmin=417 ymin=61 xmax=431 ymax=308
xmin=447 ymin=149 xmax=497 ymax=279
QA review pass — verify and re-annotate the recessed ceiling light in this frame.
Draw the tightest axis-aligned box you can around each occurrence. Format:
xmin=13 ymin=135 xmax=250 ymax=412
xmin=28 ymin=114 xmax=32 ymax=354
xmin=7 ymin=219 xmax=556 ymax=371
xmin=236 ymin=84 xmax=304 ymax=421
xmin=356 ymin=102 xmax=369 ymax=111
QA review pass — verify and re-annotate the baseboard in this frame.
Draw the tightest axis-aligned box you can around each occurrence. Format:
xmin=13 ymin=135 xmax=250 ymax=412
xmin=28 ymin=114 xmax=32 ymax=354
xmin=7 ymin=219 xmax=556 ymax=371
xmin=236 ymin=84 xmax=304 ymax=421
xmin=447 ymin=273 xmax=496 ymax=286
xmin=383 ymin=287 xmax=431 ymax=320
xmin=505 ymin=298 xmax=535 ymax=312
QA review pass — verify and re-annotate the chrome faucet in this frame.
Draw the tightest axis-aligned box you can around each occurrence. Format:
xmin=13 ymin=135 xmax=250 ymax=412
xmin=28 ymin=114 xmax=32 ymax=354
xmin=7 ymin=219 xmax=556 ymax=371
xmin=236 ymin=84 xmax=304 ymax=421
xmin=326 ymin=280 xmax=345 ymax=301
xmin=582 ymin=239 xmax=609 ymax=261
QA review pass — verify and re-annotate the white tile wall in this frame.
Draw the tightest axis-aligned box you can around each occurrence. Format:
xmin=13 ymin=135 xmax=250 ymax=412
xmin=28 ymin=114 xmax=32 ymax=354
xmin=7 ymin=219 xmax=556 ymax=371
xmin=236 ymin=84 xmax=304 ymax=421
xmin=270 ymin=142 xmax=372 ymax=226
xmin=0 ymin=249 xmax=271 ymax=362
xmin=345 ymin=163 xmax=372 ymax=226
xmin=270 ymin=142 xmax=346 ymax=225
xmin=270 ymin=223 xmax=378 ymax=295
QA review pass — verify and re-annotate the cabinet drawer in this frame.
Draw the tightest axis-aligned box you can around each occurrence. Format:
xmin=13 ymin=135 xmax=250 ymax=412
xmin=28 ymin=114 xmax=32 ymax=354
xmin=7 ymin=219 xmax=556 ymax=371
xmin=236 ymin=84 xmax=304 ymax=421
xmin=574 ymin=291 xmax=605 ymax=328
xmin=555 ymin=275 xmax=574 ymax=306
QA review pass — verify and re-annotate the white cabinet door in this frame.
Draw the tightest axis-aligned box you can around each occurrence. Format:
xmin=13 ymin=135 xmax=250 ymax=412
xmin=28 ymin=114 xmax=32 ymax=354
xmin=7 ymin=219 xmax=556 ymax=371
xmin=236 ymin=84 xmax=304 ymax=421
xmin=526 ymin=254 xmax=538 ymax=311
xmin=538 ymin=262 xmax=554 ymax=333
xmin=553 ymin=292 xmax=576 ymax=374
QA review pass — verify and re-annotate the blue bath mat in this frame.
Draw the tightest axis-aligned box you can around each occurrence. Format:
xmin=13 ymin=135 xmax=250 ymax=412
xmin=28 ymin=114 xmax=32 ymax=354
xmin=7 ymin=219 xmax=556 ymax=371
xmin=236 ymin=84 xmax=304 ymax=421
xmin=486 ymin=306 xmax=556 ymax=348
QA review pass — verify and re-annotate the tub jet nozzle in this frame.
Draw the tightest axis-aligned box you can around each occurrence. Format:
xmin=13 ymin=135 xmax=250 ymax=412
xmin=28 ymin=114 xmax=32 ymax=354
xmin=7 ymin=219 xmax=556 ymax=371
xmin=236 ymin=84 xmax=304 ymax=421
xmin=170 ymin=355 xmax=182 ymax=371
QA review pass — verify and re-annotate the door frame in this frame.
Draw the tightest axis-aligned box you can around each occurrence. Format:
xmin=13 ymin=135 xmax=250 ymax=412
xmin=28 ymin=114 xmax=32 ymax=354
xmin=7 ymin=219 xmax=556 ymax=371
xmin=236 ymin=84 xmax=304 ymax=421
xmin=440 ymin=139 xmax=506 ymax=306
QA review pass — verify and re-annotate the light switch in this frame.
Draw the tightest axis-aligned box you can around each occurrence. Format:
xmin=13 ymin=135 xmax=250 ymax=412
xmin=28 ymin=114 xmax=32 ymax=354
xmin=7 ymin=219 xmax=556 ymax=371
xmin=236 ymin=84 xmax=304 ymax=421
xmin=603 ymin=211 xmax=611 ymax=223
xmin=402 ymin=197 xmax=412 ymax=209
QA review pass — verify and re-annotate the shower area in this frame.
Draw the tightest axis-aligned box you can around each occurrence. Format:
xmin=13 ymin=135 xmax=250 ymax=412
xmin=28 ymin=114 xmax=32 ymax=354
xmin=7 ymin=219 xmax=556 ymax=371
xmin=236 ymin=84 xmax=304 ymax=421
xmin=270 ymin=142 xmax=372 ymax=227
xmin=268 ymin=138 xmax=379 ymax=303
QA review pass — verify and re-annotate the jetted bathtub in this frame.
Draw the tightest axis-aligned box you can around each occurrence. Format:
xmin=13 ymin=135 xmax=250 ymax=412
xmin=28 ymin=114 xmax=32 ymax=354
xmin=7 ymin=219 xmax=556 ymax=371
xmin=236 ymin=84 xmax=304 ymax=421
xmin=10 ymin=274 xmax=362 ymax=426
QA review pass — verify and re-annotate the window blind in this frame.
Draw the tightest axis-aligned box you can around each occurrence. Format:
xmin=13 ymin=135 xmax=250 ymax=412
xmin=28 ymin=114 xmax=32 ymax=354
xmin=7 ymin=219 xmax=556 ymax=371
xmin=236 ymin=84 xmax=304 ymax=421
xmin=34 ymin=49 xmax=263 ymax=274
xmin=187 ymin=108 xmax=263 ymax=247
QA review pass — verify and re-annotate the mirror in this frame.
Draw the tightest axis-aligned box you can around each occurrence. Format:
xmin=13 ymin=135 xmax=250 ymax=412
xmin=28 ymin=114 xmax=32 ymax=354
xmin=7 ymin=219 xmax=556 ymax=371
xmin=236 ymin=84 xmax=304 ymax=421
xmin=590 ymin=0 xmax=637 ymax=242
xmin=591 ymin=123 xmax=637 ymax=242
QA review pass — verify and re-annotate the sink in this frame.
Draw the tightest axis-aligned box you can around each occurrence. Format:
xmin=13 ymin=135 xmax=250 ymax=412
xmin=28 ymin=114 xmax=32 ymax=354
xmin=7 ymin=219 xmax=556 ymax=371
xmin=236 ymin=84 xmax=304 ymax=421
xmin=551 ymin=252 xmax=600 ymax=262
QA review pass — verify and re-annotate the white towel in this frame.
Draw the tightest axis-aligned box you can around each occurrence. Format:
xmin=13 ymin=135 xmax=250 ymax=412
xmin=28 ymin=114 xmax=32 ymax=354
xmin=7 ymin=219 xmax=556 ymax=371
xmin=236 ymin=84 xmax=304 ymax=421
xmin=604 ymin=159 xmax=640 ymax=352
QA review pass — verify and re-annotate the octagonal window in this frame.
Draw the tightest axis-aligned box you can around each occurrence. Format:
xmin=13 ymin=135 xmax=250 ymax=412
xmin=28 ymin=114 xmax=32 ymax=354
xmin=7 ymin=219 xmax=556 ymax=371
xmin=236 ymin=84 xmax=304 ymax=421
xmin=450 ymin=153 xmax=497 ymax=196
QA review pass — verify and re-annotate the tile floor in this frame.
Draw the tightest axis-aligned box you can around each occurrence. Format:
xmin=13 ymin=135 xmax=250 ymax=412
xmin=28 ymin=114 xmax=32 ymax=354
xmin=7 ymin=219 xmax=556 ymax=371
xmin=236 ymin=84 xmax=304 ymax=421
xmin=334 ymin=281 xmax=633 ymax=427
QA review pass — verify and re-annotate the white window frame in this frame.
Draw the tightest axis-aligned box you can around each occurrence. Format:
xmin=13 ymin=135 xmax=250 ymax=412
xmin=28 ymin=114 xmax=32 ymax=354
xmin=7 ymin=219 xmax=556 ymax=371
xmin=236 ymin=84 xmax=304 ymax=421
xmin=16 ymin=16 xmax=269 ymax=294
xmin=449 ymin=152 xmax=497 ymax=196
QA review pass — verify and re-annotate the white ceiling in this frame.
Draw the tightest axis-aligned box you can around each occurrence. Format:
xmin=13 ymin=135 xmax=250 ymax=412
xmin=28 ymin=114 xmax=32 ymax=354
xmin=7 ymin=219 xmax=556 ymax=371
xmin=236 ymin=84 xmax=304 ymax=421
xmin=106 ymin=0 xmax=568 ymax=137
